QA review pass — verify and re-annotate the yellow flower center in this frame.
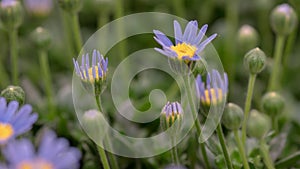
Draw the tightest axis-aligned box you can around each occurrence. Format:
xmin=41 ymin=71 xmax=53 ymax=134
xmin=171 ymin=43 xmax=197 ymax=60
xmin=84 ymin=66 xmax=105 ymax=82
xmin=0 ymin=123 xmax=14 ymax=142
xmin=201 ymin=88 xmax=224 ymax=105
xmin=17 ymin=160 xmax=53 ymax=169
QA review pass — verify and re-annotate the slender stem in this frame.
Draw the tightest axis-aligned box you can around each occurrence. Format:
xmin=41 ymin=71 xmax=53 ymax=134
xmin=61 ymin=10 xmax=75 ymax=64
xmin=69 ymin=12 xmax=83 ymax=54
xmin=9 ymin=29 xmax=18 ymax=85
xmin=241 ymin=74 xmax=256 ymax=145
xmin=114 ymin=0 xmax=127 ymax=60
xmin=0 ymin=55 xmax=9 ymax=88
xmin=260 ymin=139 xmax=275 ymax=169
xmin=39 ymin=50 xmax=55 ymax=117
xmin=97 ymin=145 xmax=111 ymax=169
xmin=171 ymin=136 xmax=179 ymax=165
xmin=272 ymin=116 xmax=278 ymax=134
xmin=234 ymin=130 xmax=250 ymax=169
xmin=183 ymin=76 xmax=211 ymax=169
xmin=283 ymin=27 xmax=297 ymax=67
xmin=95 ymin=95 xmax=119 ymax=169
xmin=216 ymin=124 xmax=233 ymax=169
xmin=268 ymin=35 xmax=285 ymax=91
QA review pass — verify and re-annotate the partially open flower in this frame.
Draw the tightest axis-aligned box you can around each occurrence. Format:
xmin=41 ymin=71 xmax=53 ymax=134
xmin=195 ymin=69 xmax=228 ymax=116
xmin=73 ymin=50 xmax=108 ymax=96
xmin=160 ymin=101 xmax=183 ymax=132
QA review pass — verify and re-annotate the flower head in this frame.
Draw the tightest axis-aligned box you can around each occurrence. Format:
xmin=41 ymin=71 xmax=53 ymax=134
xmin=154 ymin=20 xmax=217 ymax=62
xmin=0 ymin=97 xmax=38 ymax=145
xmin=24 ymin=0 xmax=53 ymax=18
xmin=3 ymin=130 xmax=81 ymax=169
xmin=73 ymin=50 xmax=108 ymax=83
xmin=160 ymin=101 xmax=183 ymax=131
xmin=195 ymin=70 xmax=228 ymax=114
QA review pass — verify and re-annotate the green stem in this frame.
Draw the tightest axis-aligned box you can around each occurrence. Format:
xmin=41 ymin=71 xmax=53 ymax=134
xmin=183 ymin=76 xmax=211 ymax=169
xmin=0 ymin=55 xmax=9 ymax=88
xmin=95 ymin=95 xmax=119 ymax=169
xmin=216 ymin=124 xmax=233 ymax=169
xmin=9 ymin=29 xmax=18 ymax=85
xmin=234 ymin=130 xmax=250 ymax=169
xmin=283 ymin=27 xmax=297 ymax=67
xmin=268 ymin=35 xmax=285 ymax=91
xmin=241 ymin=74 xmax=256 ymax=145
xmin=39 ymin=50 xmax=55 ymax=118
xmin=69 ymin=12 xmax=83 ymax=54
xmin=114 ymin=0 xmax=127 ymax=60
xmin=61 ymin=10 xmax=75 ymax=63
xmin=272 ymin=116 xmax=278 ymax=134
xmin=97 ymin=145 xmax=111 ymax=169
xmin=260 ymin=139 xmax=275 ymax=169
xmin=171 ymin=136 xmax=180 ymax=165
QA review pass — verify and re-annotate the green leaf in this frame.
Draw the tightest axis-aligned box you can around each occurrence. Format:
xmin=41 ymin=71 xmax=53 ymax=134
xmin=275 ymin=151 xmax=300 ymax=168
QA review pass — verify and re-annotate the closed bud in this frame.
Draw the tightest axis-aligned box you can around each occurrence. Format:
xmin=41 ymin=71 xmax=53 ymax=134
xmin=160 ymin=101 xmax=183 ymax=133
xmin=270 ymin=4 xmax=298 ymax=35
xmin=237 ymin=25 xmax=259 ymax=52
xmin=31 ymin=27 xmax=51 ymax=50
xmin=244 ymin=47 xmax=266 ymax=74
xmin=261 ymin=92 xmax=284 ymax=117
xmin=58 ymin=0 xmax=82 ymax=13
xmin=247 ymin=110 xmax=271 ymax=139
xmin=24 ymin=0 xmax=53 ymax=18
xmin=82 ymin=109 xmax=107 ymax=143
xmin=222 ymin=103 xmax=244 ymax=130
xmin=0 ymin=85 xmax=25 ymax=105
xmin=0 ymin=0 xmax=23 ymax=30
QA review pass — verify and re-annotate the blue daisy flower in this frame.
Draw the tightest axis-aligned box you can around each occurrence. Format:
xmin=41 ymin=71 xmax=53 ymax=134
xmin=3 ymin=130 xmax=81 ymax=169
xmin=154 ymin=20 xmax=217 ymax=61
xmin=73 ymin=49 xmax=108 ymax=84
xmin=0 ymin=97 xmax=38 ymax=145
xmin=195 ymin=70 xmax=228 ymax=106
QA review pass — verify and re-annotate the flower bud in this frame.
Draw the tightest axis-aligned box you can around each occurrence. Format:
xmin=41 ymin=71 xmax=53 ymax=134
xmin=24 ymin=0 xmax=53 ymax=18
xmin=58 ymin=0 xmax=82 ymax=13
xmin=0 ymin=0 xmax=23 ymax=30
xmin=247 ymin=110 xmax=271 ymax=139
xmin=0 ymin=85 xmax=25 ymax=105
xmin=261 ymin=92 xmax=284 ymax=117
xmin=270 ymin=4 xmax=298 ymax=35
xmin=237 ymin=25 xmax=259 ymax=53
xmin=82 ymin=109 xmax=107 ymax=143
xmin=160 ymin=101 xmax=183 ymax=132
xmin=222 ymin=103 xmax=244 ymax=130
xmin=31 ymin=27 xmax=51 ymax=50
xmin=244 ymin=47 xmax=266 ymax=74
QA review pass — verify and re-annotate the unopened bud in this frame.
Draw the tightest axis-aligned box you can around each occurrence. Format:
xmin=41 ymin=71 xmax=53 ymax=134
xmin=270 ymin=4 xmax=298 ymax=35
xmin=238 ymin=25 xmax=259 ymax=52
xmin=222 ymin=103 xmax=244 ymax=130
xmin=247 ymin=110 xmax=271 ymax=139
xmin=58 ymin=0 xmax=82 ymax=13
xmin=244 ymin=47 xmax=266 ymax=74
xmin=262 ymin=92 xmax=284 ymax=117
xmin=0 ymin=0 xmax=23 ymax=30
xmin=31 ymin=27 xmax=51 ymax=50
xmin=0 ymin=85 xmax=25 ymax=105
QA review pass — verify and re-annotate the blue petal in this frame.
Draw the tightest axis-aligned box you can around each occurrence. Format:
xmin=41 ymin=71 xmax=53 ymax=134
xmin=194 ymin=24 xmax=208 ymax=45
xmin=196 ymin=33 xmax=217 ymax=53
xmin=153 ymin=30 xmax=173 ymax=47
xmin=174 ymin=20 xmax=183 ymax=44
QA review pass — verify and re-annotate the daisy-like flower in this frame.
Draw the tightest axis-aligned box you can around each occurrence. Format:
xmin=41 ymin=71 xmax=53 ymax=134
xmin=160 ymin=101 xmax=183 ymax=131
xmin=195 ymin=70 xmax=228 ymax=115
xmin=153 ymin=20 xmax=217 ymax=62
xmin=0 ymin=97 xmax=38 ymax=145
xmin=3 ymin=130 xmax=81 ymax=169
xmin=73 ymin=50 xmax=108 ymax=95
